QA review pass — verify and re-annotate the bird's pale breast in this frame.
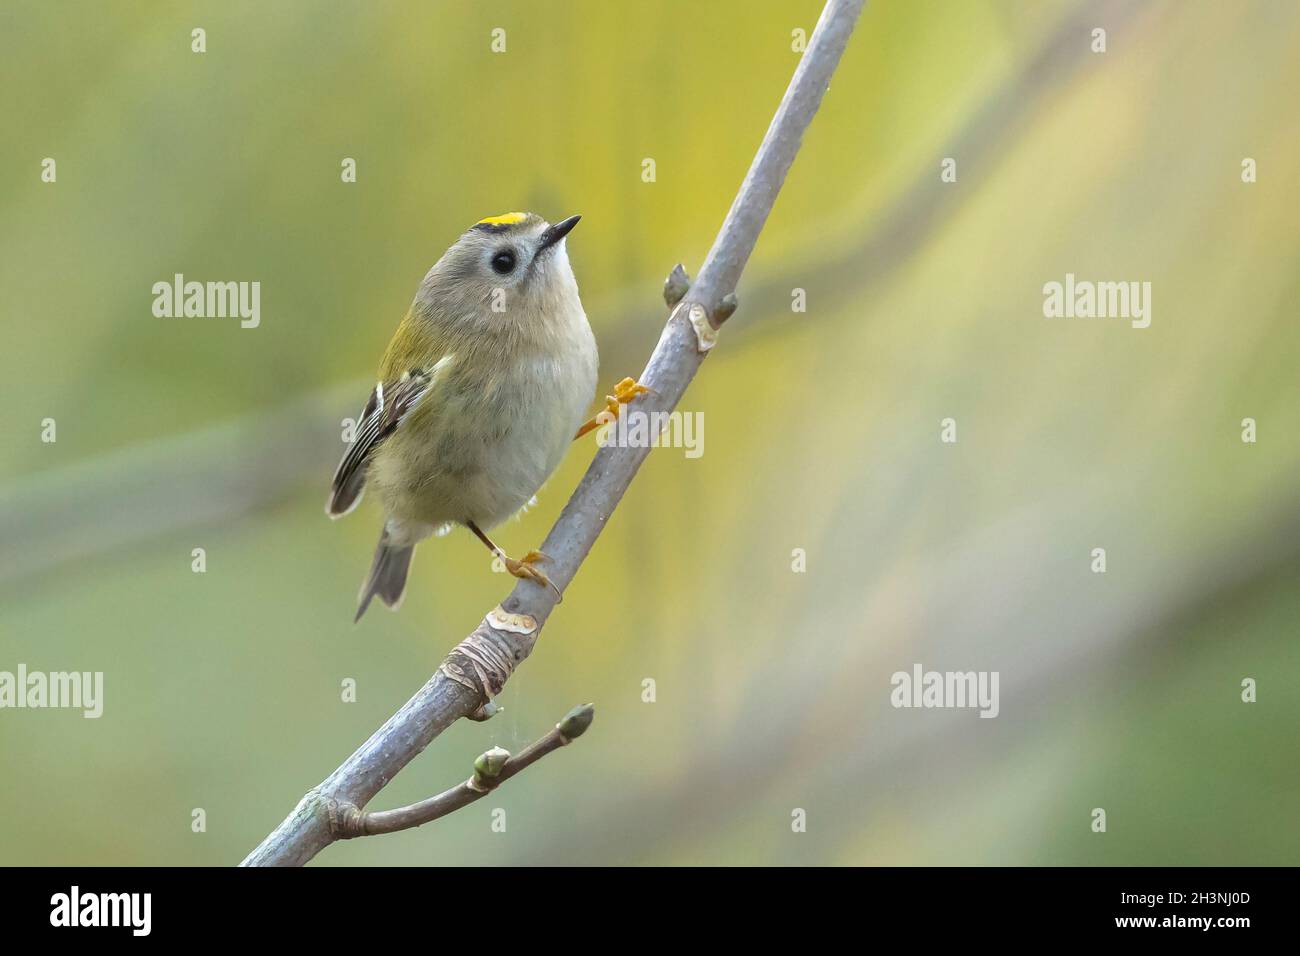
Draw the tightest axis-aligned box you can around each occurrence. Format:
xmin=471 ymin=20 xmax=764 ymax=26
xmin=372 ymin=321 xmax=597 ymax=542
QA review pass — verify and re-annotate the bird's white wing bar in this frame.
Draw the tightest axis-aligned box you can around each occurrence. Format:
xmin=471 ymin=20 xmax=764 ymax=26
xmin=326 ymin=358 xmax=451 ymax=518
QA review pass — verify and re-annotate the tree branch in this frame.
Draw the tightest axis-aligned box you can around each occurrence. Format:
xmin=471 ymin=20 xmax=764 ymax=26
xmin=240 ymin=0 xmax=868 ymax=867
xmin=327 ymin=703 xmax=594 ymax=839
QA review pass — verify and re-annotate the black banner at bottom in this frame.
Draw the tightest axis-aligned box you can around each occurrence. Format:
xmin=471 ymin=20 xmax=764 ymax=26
xmin=2 ymin=866 xmax=1281 ymax=941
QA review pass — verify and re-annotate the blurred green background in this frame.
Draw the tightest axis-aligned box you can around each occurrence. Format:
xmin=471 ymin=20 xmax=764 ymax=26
xmin=2 ymin=0 xmax=1298 ymax=865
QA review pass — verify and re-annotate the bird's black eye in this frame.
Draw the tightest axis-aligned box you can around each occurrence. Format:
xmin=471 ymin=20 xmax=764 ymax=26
xmin=491 ymin=249 xmax=517 ymax=275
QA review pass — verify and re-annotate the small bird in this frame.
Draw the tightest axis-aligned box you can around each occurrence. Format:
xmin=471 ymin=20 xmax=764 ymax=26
xmin=328 ymin=211 xmax=644 ymax=621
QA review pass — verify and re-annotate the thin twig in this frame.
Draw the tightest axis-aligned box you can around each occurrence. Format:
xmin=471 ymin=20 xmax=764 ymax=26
xmin=328 ymin=704 xmax=594 ymax=839
xmin=240 ymin=0 xmax=868 ymax=866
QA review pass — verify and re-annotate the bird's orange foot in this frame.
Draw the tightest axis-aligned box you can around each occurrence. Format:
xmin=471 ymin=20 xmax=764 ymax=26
xmin=610 ymin=376 xmax=652 ymax=406
xmin=502 ymin=549 xmax=562 ymax=601
xmin=575 ymin=377 xmax=654 ymax=439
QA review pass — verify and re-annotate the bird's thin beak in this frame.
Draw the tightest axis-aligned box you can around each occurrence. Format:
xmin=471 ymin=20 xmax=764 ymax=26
xmin=538 ymin=214 xmax=581 ymax=252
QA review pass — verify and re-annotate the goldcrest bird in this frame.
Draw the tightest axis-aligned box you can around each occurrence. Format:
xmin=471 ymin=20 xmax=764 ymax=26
xmin=328 ymin=211 xmax=644 ymax=622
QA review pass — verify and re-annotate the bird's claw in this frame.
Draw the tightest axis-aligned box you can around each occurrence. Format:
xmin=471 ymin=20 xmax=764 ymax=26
xmin=503 ymin=550 xmax=563 ymax=602
xmin=575 ymin=377 xmax=654 ymax=440
xmin=609 ymin=376 xmax=653 ymax=408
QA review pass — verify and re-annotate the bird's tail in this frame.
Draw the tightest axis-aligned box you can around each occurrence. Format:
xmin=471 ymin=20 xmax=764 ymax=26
xmin=355 ymin=527 xmax=415 ymax=623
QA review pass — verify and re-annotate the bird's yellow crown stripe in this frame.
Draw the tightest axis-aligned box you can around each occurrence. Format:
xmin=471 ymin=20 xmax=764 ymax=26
xmin=477 ymin=212 xmax=528 ymax=226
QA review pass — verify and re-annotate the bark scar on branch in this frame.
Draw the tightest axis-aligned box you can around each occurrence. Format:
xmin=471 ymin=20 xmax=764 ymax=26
xmin=440 ymin=606 xmax=538 ymax=719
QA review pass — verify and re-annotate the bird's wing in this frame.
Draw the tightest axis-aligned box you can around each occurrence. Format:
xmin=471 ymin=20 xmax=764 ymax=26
xmin=326 ymin=367 xmax=437 ymax=518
